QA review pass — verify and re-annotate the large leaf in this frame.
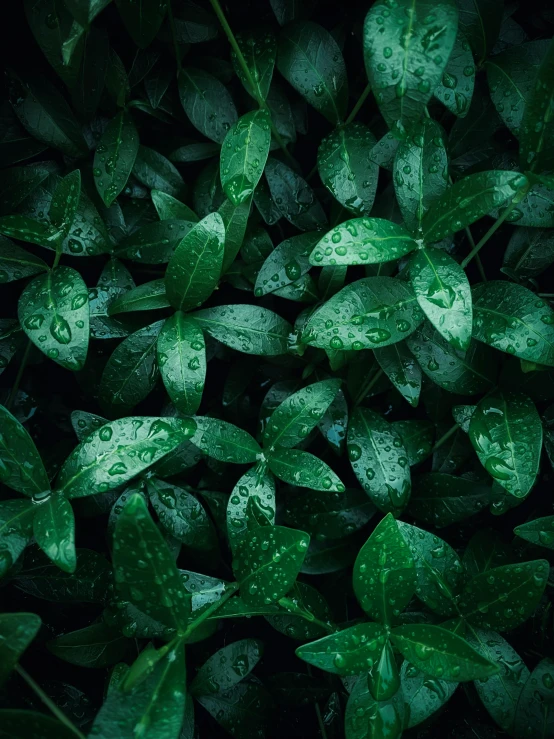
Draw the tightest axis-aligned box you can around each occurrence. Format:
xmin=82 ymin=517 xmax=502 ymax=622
xmin=93 ymin=111 xmax=139 ymax=207
xmin=363 ymin=0 xmax=458 ymax=132
xmin=56 ymin=416 xmax=196 ymax=498
xmin=220 ymin=110 xmax=271 ymax=206
xmin=179 ymin=67 xmax=238 ymax=144
xmin=468 ymin=391 xmax=542 ymax=498
xmin=157 ymin=313 xmax=205 ymax=416
xmin=18 ymin=267 xmax=89 ymax=371
xmin=277 ymin=21 xmax=348 ymax=125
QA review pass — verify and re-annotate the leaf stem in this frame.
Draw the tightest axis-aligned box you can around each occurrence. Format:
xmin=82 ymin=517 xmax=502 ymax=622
xmin=6 ymin=339 xmax=32 ymax=411
xmin=344 ymin=83 xmax=371 ymax=126
xmin=52 ymin=235 xmax=63 ymax=270
xmin=167 ymin=0 xmax=183 ymax=74
xmin=432 ymin=423 xmax=459 ymax=453
xmin=15 ymin=664 xmax=86 ymax=739
xmin=353 ymin=368 xmax=384 ymax=407
xmin=208 ymin=0 xmax=299 ymax=170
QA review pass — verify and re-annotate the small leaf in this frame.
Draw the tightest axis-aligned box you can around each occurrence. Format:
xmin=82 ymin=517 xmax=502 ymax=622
xmin=190 ymin=639 xmax=263 ymax=696
xmin=93 ymin=111 xmax=139 ymax=207
xmin=151 ymin=189 xmax=198 ymax=222
xmin=158 ymin=313 xmax=205 ymax=415
xmin=469 ymin=391 xmax=542 ymax=498
xmin=133 ymin=146 xmax=186 ymax=199
xmin=33 ymin=493 xmax=76 ymax=573
xmin=0 ymin=404 xmax=50 ymax=497
xmin=408 ymin=473 xmax=491 ymax=527
xmin=434 ymin=30 xmax=475 ymax=117
xmin=192 ymin=417 xmax=261 ymax=464
xmin=48 ymin=170 xmax=81 ymax=237
xmin=374 ymin=341 xmax=422 ymax=407
xmin=47 ymin=622 xmax=129 ymax=668
xmin=515 ymin=515 xmax=554 ymax=549
xmin=353 ymin=513 xmax=416 ymax=624
xmin=296 ymin=623 xmax=387 ymax=676
xmin=457 ymin=0 xmax=503 ymax=65
xmin=108 ymin=280 xmax=170 ymax=315
xmin=232 ymin=28 xmax=277 ymax=101
xmin=0 ymin=613 xmax=41 ymax=685
xmin=391 ymin=624 xmax=499 ymax=681
xmin=148 ymin=477 xmax=215 ymax=550
xmin=220 ymin=110 xmax=271 ymax=206
xmin=392 ymin=419 xmax=434 ymax=466
xmin=0 ymin=500 xmax=37 ymax=578
xmin=513 ymin=658 xmax=554 ymax=738
xmin=265 ymin=158 xmax=327 ymax=231
xmin=115 ymin=0 xmax=167 ymax=48
xmin=401 ymin=660 xmax=457 ymax=728
xmin=255 ymin=232 xmax=318 ymax=297
xmin=115 ymin=219 xmax=195 ymax=263
xmin=227 ymin=467 xmax=276 ymax=553
xmin=179 ymin=67 xmax=238 ymax=144
xmin=196 ymin=681 xmax=272 ymax=739
xmin=268 ymin=448 xmax=345 ymax=492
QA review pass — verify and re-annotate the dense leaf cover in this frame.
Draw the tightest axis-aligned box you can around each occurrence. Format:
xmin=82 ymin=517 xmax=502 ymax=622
xmin=1 ymin=1 xmax=554 ymax=738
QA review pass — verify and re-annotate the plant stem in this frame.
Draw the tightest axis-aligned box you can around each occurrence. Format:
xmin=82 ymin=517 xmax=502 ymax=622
xmin=15 ymin=665 xmax=86 ymax=739
xmin=432 ymin=423 xmax=459 ymax=453
xmin=345 ymin=83 xmax=371 ymax=125
xmin=354 ymin=368 xmax=384 ymax=407
xmin=6 ymin=339 xmax=32 ymax=411
xmin=167 ymin=0 xmax=183 ymax=74
xmin=52 ymin=235 xmax=63 ymax=270
xmin=208 ymin=0 xmax=299 ymax=170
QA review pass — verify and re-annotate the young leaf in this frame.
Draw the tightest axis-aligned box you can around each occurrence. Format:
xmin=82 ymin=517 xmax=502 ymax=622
xmin=0 ymin=613 xmax=41 ymax=685
xmin=353 ymin=513 xmax=416 ymax=624
xmin=157 ymin=313 xmax=205 ymax=416
xmin=192 ymin=417 xmax=261 ymax=464
xmin=472 ymin=281 xmax=554 ymax=366
xmin=277 ymin=21 xmax=348 ymax=125
xmin=193 ymin=304 xmax=292 ymax=356
xmin=233 ymin=524 xmax=309 ymax=607
xmin=302 ymin=276 xmax=424 ymax=351
xmin=363 ymin=0 xmax=458 ymax=133
xmin=56 ymin=416 xmax=196 ymax=498
xmin=113 ymin=493 xmax=190 ymax=630
xmin=263 ymin=379 xmax=341 ymax=450
xmin=93 ymin=111 xmax=139 ymax=207
xmin=317 ymin=122 xmax=379 ymax=216
xmin=309 ymin=218 xmax=418 ymax=267
xmin=348 ymin=407 xmax=411 ymax=514
xmin=268 ymin=448 xmax=345 ymax=493
xmin=391 ymin=624 xmax=499 ymax=681
xmin=232 ymin=28 xmax=277 ymax=101
xmin=409 ymin=247 xmax=472 ymax=351
xmin=458 ymin=560 xmax=549 ymax=630
xmin=0 ymin=500 xmax=36 ymax=578
xmin=374 ymin=341 xmax=422 ymax=407
xmin=147 ymin=477 xmax=215 ymax=551
xmin=18 ymin=266 xmax=89 ymax=371
xmin=0 ymin=404 xmax=50 ymax=497
xmin=296 ymin=623 xmax=387 ymax=677
xmin=190 ymin=639 xmax=263 ymax=696
xmin=265 ymin=158 xmax=327 ymax=231
xmin=165 ymin=212 xmax=225 ymax=311
xmin=179 ymin=67 xmax=238 ymax=143
xmin=469 ymin=391 xmax=542 ymax=498
xmin=520 ymin=38 xmax=554 ymax=173
xmin=33 ymin=493 xmax=76 ymax=573
xmin=220 ymin=110 xmax=271 ymax=206
xmin=227 ymin=467 xmax=276 ymax=553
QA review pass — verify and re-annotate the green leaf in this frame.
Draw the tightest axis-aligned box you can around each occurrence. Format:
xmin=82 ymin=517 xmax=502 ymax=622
xmin=220 ymin=110 xmax=271 ymax=206
xmin=179 ymin=67 xmax=238 ymax=144
xmin=65 ymin=0 xmax=112 ymax=26
xmin=233 ymin=524 xmax=309 ymax=606
xmin=394 ymin=118 xmax=448 ymax=233
xmin=72 ymin=27 xmax=109 ymax=119
xmin=422 ymin=171 xmax=528 ymax=243
xmin=398 ymin=521 xmax=465 ymax=616
xmin=0 ymin=163 xmax=52 ymax=215
xmin=391 ymin=624 xmax=499 ymax=681
xmin=472 ymin=281 xmax=554 ymax=366
xmin=218 ymin=196 xmax=251 ymax=272
xmin=49 ymin=172 xmax=81 ymax=243
xmin=192 ymin=417 xmax=261 ymax=464
xmin=407 ymin=321 xmax=497 ymax=395
xmin=345 ymin=659 xmax=405 ymax=739
xmin=469 ymin=391 xmax=542 ymax=498
xmin=0 ymin=215 xmax=59 ymax=248
xmin=457 ymin=0 xmax=502 ymax=66
xmin=486 ymin=40 xmax=550 ymax=137
xmin=148 ymin=477 xmax=215 ymax=550
xmin=56 ymin=416 xmax=195 ymax=498
xmin=265 ymin=158 xmax=327 ymax=231
xmin=374 ymin=341 xmax=422 ymax=407
xmin=115 ymin=0 xmax=167 ymax=48
xmin=108 ymin=279 xmax=169 ymax=315
xmin=33 ymin=493 xmax=76 ymax=573
xmin=268 ymin=448 xmax=345 ymax=492
xmin=309 ymin=218 xmax=417 ymax=267
xmin=408 ymin=473 xmax=491 ymax=527
xmin=0 ymin=405 xmax=49 ymax=497
xmin=157 ymin=313 xmax=205 ymax=416
xmin=196 ymin=681 xmax=272 ymax=739
xmin=0 ymin=613 xmax=41 ymax=685
xmin=115 ymin=219 xmax=195 ymax=263
xmin=296 ymin=622 xmax=387 ymax=676
xmin=0 ymin=500 xmax=36 ymax=578
xmin=18 ymin=266 xmax=89 ymax=370
xmin=285 ymin=487 xmax=374 ymax=542
xmin=458 ymin=559 xmax=549 ymax=630
xmin=99 ymin=320 xmax=163 ymax=415
xmin=303 ymin=276 xmax=424 ymax=351
xmin=393 ymin=419 xmax=434 ymax=466
xmin=133 ymin=146 xmax=186 ymax=199
xmin=255 ymin=232 xmax=318 ymax=297
xmin=520 ymin=38 xmax=554 ymax=172
xmin=363 ymin=0 xmax=458 ymax=133
xmin=93 ymin=111 xmax=139 ymax=207
xmin=317 ymin=122 xmax=378 ymax=216
xmin=165 ymin=212 xmax=225 ymax=311
xmin=348 ymin=407 xmax=411 ymax=514
xmin=510 ymin=180 xmax=554 ymax=228
xmin=401 ymin=660 xmax=457 ymax=728
xmin=265 ymin=581 xmax=333 ymax=641
xmin=515 ymin=516 xmax=554 ymax=549
xmin=193 ymin=304 xmax=292 ymax=356
xmin=353 ymin=513 xmax=416 ymax=624
xmin=232 ymin=28 xmax=277 ymax=101
xmin=113 ymin=494 xmax=190 ymax=630
xmin=47 ymin=621 xmax=129 ymax=668
xmin=503 ymin=226 xmax=554 ymax=279
xmin=433 ymin=30 xmax=475 ymax=117
xmin=409 ymin=247 xmax=472 ymax=351
xmin=467 ymin=627 xmax=529 ymax=733
xmin=277 ymin=21 xmax=347 ymax=125
xmin=0 ymin=710 xmax=80 ymax=739
xmin=513 ymin=658 xmax=554 ymax=739
xmin=227 ymin=467 xmax=276 ymax=553
xmin=190 ymin=639 xmax=263 ymax=696
xmin=9 ymin=74 xmax=87 ymax=157
xmin=91 ymin=642 xmax=186 ymax=739
xmin=263 ymin=379 xmax=340 ymax=450
xmin=151 ymin=190 xmax=198 ymax=222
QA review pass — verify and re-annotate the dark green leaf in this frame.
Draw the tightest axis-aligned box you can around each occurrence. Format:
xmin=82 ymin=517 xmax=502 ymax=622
xmin=268 ymin=448 xmax=345 ymax=492
xmin=227 ymin=467 xmax=276 ymax=553
xmin=255 ymin=232 xmax=318 ymax=297
xmin=0 ymin=500 xmax=37 ymax=578
xmin=375 ymin=341 xmax=422 ymax=407
xmin=72 ymin=27 xmax=108 ymax=119
xmin=0 ymin=613 xmax=41 ymax=685
xmin=148 ymin=477 xmax=215 ymax=550
xmin=190 ymin=639 xmax=263 ymax=696
xmin=297 ymin=622 xmax=387 ymax=677
xmin=408 ymin=473 xmax=491 ymax=527
xmin=157 ymin=313 xmax=205 ymax=415
xmin=47 ymin=622 xmax=129 ymax=668
xmin=0 ymin=710 xmax=79 ymax=739
xmin=0 ymin=215 xmax=59 ymax=249
xmin=133 ymin=146 xmax=186 ymax=199
xmin=115 ymin=219 xmax=195 ymax=263
xmin=220 ymin=110 xmax=271 ymax=206
xmin=392 ymin=419 xmax=434 ymax=466
xmin=503 ymin=226 xmax=554 ymax=279
xmin=179 ymin=67 xmax=238 ymax=144
xmin=520 ymin=38 xmax=554 ymax=173
xmin=401 ymin=660 xmax=457 ymax=728
xmin=434 ymin=31 xmax=475 ymax=117
xmin=196 ymin=681 xmax=272 ymax=739
xmin=115 ymin=0 xmax=166 ymax=48
xmin=265 ymin=158 xmax=327 ymax=231
xmin=232 ymin=28 xmax=276 ymax=101
xmin=49 ymin=170 xmax=81 ymax=236
xmin=93 ymin=111 xmax=139 ymax=207
xmin=151 ymin=190 xmax=198 ymax=222
xmin=457 ymin=0 xmax=502 ymax=65
xmin=0 ymin=404 xmax=49 ymax=497
xmin=192 ymin=416 xmax=261 ymax=464
xmin=515 ymin=515 xmax=554 ymax=549
xmin=33 ymin=493 xmax=76 ymax=573
xmin=513 ymin=658 xmax=554 ymax=739
xmin=345 ymin=662 xmax=405 ymax=739
xmin=108 ymin=280 xmax=169 ymax=315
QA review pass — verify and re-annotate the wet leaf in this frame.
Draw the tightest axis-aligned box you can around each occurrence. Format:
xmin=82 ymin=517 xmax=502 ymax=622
xmin=232 ymin=28 xmax=277 ymax=101
xmin=33 ymin=493 xmax=76 ymax=573
xmin=520 ymin=38 xmax=554 ymax=173
xmin=93 ymin=111 xmax=139 ymax=207
xmin=265 ymin=158 xmax=327 ymax=231
xmin=374 ymin=341 xmax=422 ymax=407
xmin=220 ymin=110 xmax=271 ymax=206
xmin=408 ymin=473 xmax=491 ymax=527
xmin=434 ymin=31 xmax=475 ymax=117
xmin=47 ymin=622 xmax=129 ymax=668
xmin=255 ymin=232 xmax=318 ymax=297
xmin=192 ymin=416 xmax=260 ymax=464
xmin=268 ymin=448 xmax=345 ymax=492
xmin=227 ymin=467 xmax=276 ymax=554
xmin=157 ymin=313 xmax=205 ymax=416
xmin=297 ymin=622 xmax=387 ymax=676
xmin=0 ymin=613 xmax=41 ymax=685
xmin=179 ymin=67 xmax=238 ymax=144
xmin=190 ymin=639 xmax=263 ymax=696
